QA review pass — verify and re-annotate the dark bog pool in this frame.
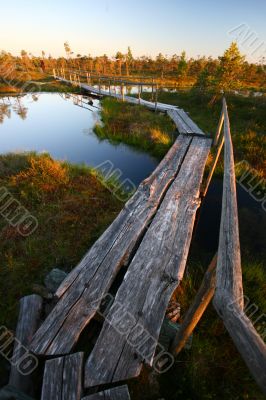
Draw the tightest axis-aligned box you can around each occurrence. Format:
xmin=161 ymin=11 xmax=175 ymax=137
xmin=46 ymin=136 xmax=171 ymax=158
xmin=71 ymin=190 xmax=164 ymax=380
xmin=0 ymin=93 xmax=158 ymax=186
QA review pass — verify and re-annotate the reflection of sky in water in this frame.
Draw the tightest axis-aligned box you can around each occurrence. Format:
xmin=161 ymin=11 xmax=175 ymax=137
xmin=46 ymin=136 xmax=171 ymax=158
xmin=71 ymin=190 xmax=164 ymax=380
xmin=0 ymin=93 xmax=158 ymax=186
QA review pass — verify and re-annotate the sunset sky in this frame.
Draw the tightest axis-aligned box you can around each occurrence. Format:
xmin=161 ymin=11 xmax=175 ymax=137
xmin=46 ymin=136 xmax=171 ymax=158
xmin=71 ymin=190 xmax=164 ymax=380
xmin=1 ymin=0 xmax=265 ymax=61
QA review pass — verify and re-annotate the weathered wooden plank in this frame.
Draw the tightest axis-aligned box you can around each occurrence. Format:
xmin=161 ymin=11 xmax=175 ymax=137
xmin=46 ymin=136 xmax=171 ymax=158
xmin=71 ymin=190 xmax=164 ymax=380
xmin=81 ymin=385 xmax=130 ymax=400
xmin=9 ymin=294 xmax=43 ymax=397
xmin=167 ymin=109 xmax=204 ymax=135
xmin=41 ymin=352 xmax=83 ymax=400
xmin=30 ymin=134 xmax=192 ymax=356
xmin=213 ymin=99 xmax=243 ymax=312
xmin=41 ymin=357 xmax=64 ymax=400
xmin=176 ymin=109 xmax=204 ymax=135
xmin=84 ymin=137 xmax=211 ymax=388
xmin=167 ymin=109 xmax=193 ymax=134
xmin=213 ymin=99 xmax=266 ymax=394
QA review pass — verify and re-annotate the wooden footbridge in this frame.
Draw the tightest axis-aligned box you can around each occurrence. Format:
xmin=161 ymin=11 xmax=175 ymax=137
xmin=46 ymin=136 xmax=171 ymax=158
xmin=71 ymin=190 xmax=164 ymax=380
xmin=5 ymin=70 xmax=266 ymax=400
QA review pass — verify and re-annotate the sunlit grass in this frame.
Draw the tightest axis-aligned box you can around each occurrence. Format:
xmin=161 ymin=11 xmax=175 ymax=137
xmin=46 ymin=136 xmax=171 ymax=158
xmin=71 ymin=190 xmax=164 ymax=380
xmin=94 ymin=97 xmax=175 ymax=158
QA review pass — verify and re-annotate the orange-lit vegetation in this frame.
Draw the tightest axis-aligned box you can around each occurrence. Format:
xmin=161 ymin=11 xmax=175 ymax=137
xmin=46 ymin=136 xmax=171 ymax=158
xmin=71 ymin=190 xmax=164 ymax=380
xmin=94 ymin=97 xmax=175 ymax=158
xmin=0 ymin=43 xmax=265 ymax=93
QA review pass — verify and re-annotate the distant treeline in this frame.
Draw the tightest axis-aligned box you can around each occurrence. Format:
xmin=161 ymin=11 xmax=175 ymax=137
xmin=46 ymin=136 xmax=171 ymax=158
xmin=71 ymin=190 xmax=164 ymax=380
xmin=0 ymin=42 xmax=265 ymax=90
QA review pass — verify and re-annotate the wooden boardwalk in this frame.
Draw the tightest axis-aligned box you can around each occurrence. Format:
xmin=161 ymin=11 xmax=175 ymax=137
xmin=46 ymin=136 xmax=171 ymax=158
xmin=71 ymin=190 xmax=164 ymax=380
xmin=27 ymin=71 xmax=211 ymax=393
xmin=12 ymin=71 xmax=264 ymax=399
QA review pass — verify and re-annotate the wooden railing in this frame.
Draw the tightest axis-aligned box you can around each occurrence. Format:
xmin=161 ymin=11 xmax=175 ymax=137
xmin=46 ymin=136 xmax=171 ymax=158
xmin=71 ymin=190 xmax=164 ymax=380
xmin=171 ymin=98 xmax=266 ymax=394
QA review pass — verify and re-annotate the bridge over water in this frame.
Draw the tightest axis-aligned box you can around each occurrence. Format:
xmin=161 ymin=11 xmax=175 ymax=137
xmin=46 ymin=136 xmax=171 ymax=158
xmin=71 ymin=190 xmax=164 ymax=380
xmin=6 ymin=70 xmax=266 ymax=400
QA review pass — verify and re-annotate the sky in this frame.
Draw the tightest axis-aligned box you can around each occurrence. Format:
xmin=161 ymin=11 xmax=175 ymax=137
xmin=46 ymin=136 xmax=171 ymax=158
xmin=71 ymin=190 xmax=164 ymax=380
xmin=0 ymin=0 xmax=265 ymax=62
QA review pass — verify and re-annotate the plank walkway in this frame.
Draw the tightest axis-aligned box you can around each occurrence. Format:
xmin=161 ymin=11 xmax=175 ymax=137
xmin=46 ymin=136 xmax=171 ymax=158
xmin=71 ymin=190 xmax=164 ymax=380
xmin=56 ymin=75 xmax=203 ymax=134
xmin=29 ymin=71 xmax=212 ymax=396
xmin=7 ymin=81 xmax=264 ymax=397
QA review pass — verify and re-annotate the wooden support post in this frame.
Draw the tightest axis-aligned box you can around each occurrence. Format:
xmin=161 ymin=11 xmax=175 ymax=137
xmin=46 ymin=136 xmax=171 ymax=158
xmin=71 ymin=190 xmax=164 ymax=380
xmin=202 ymin=134 xmax=225 ymax=197
xmin=213 ymin=108 xmax=224 ymax=146
xmin=98 ymin=77 xmax=101 ymax=94
xmin=170 ymin=254 xmax=217 ymax=356
xmin=9 ymin=295 xmax=43 ymax=397
xmin=53 ymin=68 xmax=56 ymax=78
xmin=155 ymin=84 xmax=158 ymax=112
xmin=213 ymin=98 xmax=266 ymax=394
xmin=138 ymin=84 xmax=141 ymax=104
xmin=86 ymin=72 xmax=89 ymax=84
xmin=121 ymin=83 xmax=124 ymax=102
xmin=151 ymin=78 xmax=154 ymax=102
xmin=109 ymin=80 xmax=111 ymax=95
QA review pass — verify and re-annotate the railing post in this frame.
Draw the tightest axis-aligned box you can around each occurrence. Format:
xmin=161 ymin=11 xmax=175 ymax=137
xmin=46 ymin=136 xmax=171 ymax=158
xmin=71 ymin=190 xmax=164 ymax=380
xmin=201 ymin=102 xmax=226 ymax=197
xmin=53 ymin=69 xmax=56 ymax=79
xmin=170 ymin=254 xmax=217 ymax=356
xmin=138 ymin=85 xmax=141 ymax=104
xmin=121 ymin=83 xmax=124 ymax=102
xmin=213 ymin=107 xmax=224 ymax=146
xmin=155 ymin=84 xmax=158 ymax=112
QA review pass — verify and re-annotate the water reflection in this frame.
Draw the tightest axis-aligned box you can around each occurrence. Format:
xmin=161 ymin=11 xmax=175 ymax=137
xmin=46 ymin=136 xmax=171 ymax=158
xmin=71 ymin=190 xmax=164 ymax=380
xmin=0 ymin=93 xmax=158 ymax=185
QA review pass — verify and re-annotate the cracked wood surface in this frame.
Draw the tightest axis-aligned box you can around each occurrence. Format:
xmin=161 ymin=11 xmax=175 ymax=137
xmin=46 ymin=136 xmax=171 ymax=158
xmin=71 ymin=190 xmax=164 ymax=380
xmin=84 ymin=137 xmax=211 ymax=388
xmin=41 ymin=352 xmax=83 ymax=400
xmin=30 ymin=134 xmax=192 ymax=356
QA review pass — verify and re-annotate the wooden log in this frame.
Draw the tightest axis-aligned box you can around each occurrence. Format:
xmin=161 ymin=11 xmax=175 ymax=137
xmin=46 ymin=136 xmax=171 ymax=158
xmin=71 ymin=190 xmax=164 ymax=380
xmin=213 ymin=107 xmax=224 ymax=146
xmin=216 ymin=305 xmax=266 ymax=394
xmin=30 ymin=134 xmax=193 ymax=356
xmin=84 ymin=137 xmax=211 ymax=388
xmin=155 ymin=84 xmax=158 ymax=111
xmin=41 ymin=352 xmax=83 ymax=400
xmin=170 ymin=254 xmax=217 ymax=356
xmin=202 ymin=133 xmax=224 ymax=197
xmin=9 ymin=295 xmax=43 ymax=397
xmin=214 ymin=98 xmax=243 ymax=311
xmin=121 ymin=83 xmax=124 ymax=102
xmin=81 ymin=385 xmax=130 ymax=400
xmin=213 ymin=98 xmax=266 ymax=394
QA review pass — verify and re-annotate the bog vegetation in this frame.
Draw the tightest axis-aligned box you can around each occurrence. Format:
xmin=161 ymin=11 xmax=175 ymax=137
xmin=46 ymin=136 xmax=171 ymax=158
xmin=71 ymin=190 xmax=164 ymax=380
xmin=0 ymin=42 xmax=265 ymax=399
xmin=0 ymin=42 xmax=265 ymax=93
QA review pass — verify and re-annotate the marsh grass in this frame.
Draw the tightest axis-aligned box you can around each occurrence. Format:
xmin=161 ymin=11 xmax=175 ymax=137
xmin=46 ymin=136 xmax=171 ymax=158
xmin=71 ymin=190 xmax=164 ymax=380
xmin=142 ymin=90 xmax=266 ymax=177
xmin=94 ymin=97 xmax=175 ymax=158
xmin=0 ymin=153 xmax=124 ymax=330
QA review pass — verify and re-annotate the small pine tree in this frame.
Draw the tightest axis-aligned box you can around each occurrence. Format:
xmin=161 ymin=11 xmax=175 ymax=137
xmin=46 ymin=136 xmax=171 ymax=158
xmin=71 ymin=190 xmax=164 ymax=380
xmin=215 ymin=42 xmax=245 ymax=92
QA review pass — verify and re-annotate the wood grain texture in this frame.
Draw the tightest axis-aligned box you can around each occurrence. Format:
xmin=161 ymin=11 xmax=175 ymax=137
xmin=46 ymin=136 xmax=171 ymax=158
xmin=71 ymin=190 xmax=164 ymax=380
xmin=213 ymin=99 xmax=243 ymax=311
xmin=9 ymin=294 xmax=43 ymax=396
xmin=30 ymin=135 xmax=192 ymax=356
xmin=167 ymin=109 xmax=192 ymax=134
xmin=213 ymin=99 xmax=266 ymax=395
xmin=84 ymin=137 xmax=211 ymax=388
xmin=167 ymin=109 xmax=204 ymax=135
xmin=41 ymin=352 xmax=83 ymax=400
xmin=82 ymin=385 xmax=130 ymax=400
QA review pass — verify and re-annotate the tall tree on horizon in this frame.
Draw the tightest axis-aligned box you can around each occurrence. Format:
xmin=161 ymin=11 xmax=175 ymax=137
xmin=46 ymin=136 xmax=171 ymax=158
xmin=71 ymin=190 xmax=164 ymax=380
xmin=215 ymin=42 xmax=245 ymax=92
